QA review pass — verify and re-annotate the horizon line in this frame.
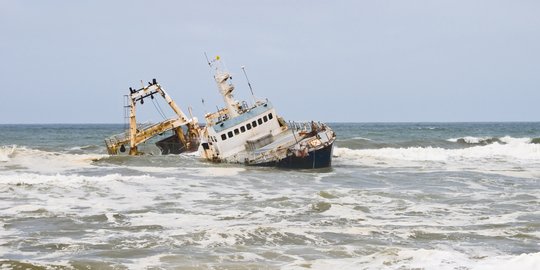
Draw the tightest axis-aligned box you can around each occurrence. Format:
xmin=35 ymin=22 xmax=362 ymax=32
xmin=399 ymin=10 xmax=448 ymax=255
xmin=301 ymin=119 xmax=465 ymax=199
xmin=1 ymin=121 xmax=539 ymax=125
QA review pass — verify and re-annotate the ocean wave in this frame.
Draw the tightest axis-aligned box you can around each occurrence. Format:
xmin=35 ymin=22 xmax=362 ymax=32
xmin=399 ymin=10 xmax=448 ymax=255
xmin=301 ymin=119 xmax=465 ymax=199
xmin=284 ymin=249 xmax=540 ymax=270
xmin=447 ymin=136 xmax=533 ymax=146
xmin=447 ymin=136 xmax=501 ymax=145
xmin=342 ymin=136 xmax=373 ymax=142
xmin=0 ymin=146 xmax=106 ymax=173
xmin=333 ymin=138 xmax=540 ymax=176
xmin=0 ymin=145 xmax=16 ymax=162
xmin=0 ymin=172 xmax=140 ymax=186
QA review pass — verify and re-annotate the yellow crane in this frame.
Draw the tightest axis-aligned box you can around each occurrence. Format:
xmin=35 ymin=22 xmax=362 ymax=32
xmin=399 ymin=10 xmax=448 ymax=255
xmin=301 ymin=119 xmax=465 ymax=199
xmin=105 ymin=79 xmax=200 ymax=155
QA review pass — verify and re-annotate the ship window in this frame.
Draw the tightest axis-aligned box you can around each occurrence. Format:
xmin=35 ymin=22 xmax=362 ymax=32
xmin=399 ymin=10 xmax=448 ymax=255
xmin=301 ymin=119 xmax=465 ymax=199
xmin=269 ymin=113 xmax=273 ymax=120
xmin=252 ymin=121 xmax=257 ymax=127
xmin=247 ymin=123 xmax=252 ymax=130
xmin=234 ymin=128 xmax=239 ymax=135
xmin=258 ymin=118 xmax=263 ymax=125
xmin=240 ymin=126 xmax=246 ymax=133
xmin=221 ymin=134 xmax=227 ymax=141
xmin=263 ymin=115 xmax=268 ymax=122
xmin=228 ymin=131 xmax=233 ymax=138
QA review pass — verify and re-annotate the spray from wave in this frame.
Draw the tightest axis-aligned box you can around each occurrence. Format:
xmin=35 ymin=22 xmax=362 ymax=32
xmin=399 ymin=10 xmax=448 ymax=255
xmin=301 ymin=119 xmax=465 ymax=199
xmin=0 ymin=145 xmax=16 ymax=162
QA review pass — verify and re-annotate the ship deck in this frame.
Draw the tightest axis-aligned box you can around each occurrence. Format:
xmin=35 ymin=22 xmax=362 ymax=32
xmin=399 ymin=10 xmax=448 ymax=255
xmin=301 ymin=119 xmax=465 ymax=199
xmin=228 ymin=128 xmax=335 ymax=165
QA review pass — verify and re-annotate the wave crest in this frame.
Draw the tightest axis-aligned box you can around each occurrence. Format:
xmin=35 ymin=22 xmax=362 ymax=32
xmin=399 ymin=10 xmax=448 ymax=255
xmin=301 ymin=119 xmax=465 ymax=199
xmin=0 ymin=145 xmax=16 ymax=162
xmin=333 ymin=138 xmax=540 ymax=177
xmin=0 ymin=146 xmax=105 ymax=173
xmin=447 ymin=136 xmax=533 ymax=146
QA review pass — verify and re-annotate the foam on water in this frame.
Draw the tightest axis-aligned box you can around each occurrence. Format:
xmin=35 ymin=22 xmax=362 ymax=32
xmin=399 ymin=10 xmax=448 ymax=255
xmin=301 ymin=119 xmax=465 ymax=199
xmin=1 ymin=124 xmax=539 ymax=269
xmin=0 ymin=145 xmax=15 ymax=162
xmin=284 ymin=249 xmax=540 ymax=270
xmin=334 ymin=136 xmax=540 ymax=177
xmin=0 ymin=146 xmax=105 ymax=173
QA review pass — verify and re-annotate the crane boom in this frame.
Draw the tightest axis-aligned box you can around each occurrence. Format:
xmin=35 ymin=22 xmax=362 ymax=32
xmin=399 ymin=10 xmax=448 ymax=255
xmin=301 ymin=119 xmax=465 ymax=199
xmin=105 ymin=79 xmax=200 ymax=155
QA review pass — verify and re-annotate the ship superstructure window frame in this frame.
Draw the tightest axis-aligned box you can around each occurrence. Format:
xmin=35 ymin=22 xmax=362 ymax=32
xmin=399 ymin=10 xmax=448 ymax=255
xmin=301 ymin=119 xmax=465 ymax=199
xmin=216 ymin=111 xmax=276 ymax=142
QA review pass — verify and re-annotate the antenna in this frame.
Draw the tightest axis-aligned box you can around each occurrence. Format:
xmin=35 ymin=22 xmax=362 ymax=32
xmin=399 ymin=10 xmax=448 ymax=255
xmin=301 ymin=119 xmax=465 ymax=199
xmin=241 ymin=66 xmax=256 ymax=104
xmin=188 ymin=106 xmax=194 ymax=119
xmin=201 ymin=98 xmax=208 ymax=114
xmin=204 ymin=52 xmax=211 ymax=67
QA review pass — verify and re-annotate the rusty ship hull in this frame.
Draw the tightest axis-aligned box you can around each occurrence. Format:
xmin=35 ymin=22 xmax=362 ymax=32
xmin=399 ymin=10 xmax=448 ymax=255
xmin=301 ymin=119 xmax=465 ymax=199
xmin=255 ymin=141 xmax=334 ymax=169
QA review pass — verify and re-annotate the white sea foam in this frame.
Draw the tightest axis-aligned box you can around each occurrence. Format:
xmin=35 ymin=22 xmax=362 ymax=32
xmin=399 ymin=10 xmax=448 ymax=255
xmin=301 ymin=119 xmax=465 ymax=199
xmin=334 ymin=137 xmax=540 ymax=177
xmin=284 ymin=249 xmax=540 ymax=270
xmin=447 ymin=135 xmax=532 ymax=145
xmin=349 ymin=136 xmax=373 ymax=141
xmin=0 ymin=146 xmax=105 ymax=173
xmin=123 ymin=254 xmax=166 ymax=270
xmin=447 ymin=136 xmax=493 ymax=144
xmin=189 ymin=167 xmax=246 ymax=177
xmin=1 ymin=134 xmax=538 ymax=269
xmin=0 ymin=145 xmax=16 ymax=162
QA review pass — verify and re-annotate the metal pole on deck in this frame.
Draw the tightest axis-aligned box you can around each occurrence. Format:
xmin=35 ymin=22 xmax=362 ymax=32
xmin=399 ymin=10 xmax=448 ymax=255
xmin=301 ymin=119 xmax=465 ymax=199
xmin=290 ymin=121 xmax=298 ymax=143
xmin=241 ymin=66 xmax=257 ymax=104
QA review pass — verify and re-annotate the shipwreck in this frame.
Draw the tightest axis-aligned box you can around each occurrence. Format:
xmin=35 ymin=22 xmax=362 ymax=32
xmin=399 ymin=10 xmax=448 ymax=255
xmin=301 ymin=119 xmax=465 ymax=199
xmin=105 ymin=57 xmax=336 ymax=169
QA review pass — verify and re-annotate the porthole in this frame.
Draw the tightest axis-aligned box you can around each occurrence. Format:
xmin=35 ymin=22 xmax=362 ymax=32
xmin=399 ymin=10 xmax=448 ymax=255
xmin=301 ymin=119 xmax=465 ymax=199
xmin=228 ymin=131 xmax=233 ymax=138
xmin=221 ymin=134 xmax=227 ymax=140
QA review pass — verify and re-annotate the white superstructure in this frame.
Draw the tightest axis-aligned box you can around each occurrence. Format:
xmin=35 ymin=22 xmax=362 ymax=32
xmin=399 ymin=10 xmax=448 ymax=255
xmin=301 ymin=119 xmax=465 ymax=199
xmin=198 ymin=57 xmax=335 ymax=168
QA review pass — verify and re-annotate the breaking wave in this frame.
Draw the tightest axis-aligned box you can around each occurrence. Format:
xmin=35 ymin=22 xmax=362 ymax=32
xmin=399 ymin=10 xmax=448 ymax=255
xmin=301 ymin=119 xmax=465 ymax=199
xmin=447 ymin=136 xmax=502 ymax=145
xmin=336 ymin=137 xmax=539 ymax=162
xmin=0 ymin=145 xmax=16 ymax=162
xmin=334 ymin=136 xmax=540 ymax=176
xmin=447 ymin=136 xmax=533 ymax=146
xmin=0 ymin=145 xmax=106 ymax=173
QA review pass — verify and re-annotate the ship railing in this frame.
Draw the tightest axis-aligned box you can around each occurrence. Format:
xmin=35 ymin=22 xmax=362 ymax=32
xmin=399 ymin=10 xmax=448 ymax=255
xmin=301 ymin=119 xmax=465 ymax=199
xmin=287 ymin=121 xmax=327 ymax=132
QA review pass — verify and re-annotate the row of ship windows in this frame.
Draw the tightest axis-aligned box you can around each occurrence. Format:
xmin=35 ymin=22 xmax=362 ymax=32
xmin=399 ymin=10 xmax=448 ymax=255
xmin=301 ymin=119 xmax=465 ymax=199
xmin=219 ymin=113 xmax=274 ymax=141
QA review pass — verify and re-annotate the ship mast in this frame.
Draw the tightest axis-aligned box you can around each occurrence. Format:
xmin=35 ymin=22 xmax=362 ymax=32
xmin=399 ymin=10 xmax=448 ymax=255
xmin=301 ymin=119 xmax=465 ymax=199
xmin=211 ymin=56 xmax=241 ymax=118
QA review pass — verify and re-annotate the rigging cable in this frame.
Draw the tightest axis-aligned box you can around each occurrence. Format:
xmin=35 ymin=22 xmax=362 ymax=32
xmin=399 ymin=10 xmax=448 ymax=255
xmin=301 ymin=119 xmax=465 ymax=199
xmin=151 ymin=98 xmax=167 ymax=120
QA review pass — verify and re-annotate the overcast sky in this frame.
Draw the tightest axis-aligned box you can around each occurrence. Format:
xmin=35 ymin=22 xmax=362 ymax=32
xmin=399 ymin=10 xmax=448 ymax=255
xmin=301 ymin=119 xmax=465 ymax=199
xmin=1 ymin=0 xmax=539 ymax=123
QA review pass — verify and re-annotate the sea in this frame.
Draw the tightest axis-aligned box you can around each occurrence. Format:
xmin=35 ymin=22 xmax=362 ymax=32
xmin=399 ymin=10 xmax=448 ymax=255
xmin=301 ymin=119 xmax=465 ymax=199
xmin=0 ymin=122 xmax=539 ymax=269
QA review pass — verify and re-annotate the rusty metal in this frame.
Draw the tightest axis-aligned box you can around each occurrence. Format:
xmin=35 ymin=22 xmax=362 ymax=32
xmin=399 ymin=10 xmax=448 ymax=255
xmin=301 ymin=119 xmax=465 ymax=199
xmin=105 ymin=79 xmax=200 ymax=155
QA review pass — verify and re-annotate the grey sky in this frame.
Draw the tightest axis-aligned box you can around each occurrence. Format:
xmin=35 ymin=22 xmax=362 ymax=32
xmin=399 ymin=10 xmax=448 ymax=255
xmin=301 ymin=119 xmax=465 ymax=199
xmin=1 ymin=0 xmax=539 ymax=123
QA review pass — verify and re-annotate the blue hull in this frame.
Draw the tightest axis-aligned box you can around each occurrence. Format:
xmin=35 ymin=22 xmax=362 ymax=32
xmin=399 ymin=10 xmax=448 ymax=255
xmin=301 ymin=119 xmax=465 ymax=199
xmin=255 ymin=142 xmax=334 ymax=169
